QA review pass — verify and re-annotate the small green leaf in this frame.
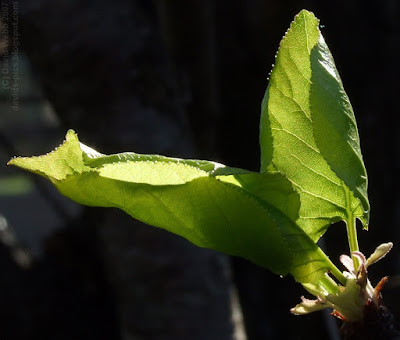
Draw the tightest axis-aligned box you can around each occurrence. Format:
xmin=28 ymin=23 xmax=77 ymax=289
xmin=8 ymin=130 xmax=343 ymax=292
xmin=260 ymin=10 xmax=369 ymax=241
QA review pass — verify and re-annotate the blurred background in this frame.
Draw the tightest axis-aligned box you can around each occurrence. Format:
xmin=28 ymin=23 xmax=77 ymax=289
xmin=0 ymin=1 xmax=399 ymax=339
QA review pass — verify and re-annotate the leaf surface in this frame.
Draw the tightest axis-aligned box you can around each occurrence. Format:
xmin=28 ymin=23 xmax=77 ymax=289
xmin=260 ymin=10 xmax=369 ymax=242
xmin=9 ymin=130 xmax=341 ymax=292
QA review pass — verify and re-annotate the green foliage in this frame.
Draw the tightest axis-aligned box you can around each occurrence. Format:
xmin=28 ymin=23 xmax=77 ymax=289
xmin=8 ymin=130 xmax=343 ymax=293
xmin=9 ymin=9 xmax=373 ymax=313
xmin=260 ymin=10 xmax=368 ymax=243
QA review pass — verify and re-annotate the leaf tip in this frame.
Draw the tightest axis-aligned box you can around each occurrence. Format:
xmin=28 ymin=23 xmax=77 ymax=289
xmin=7 ymin=157 xmax=16 ymax=166
xmin=297 ymin=9 xmax=314 ymax=16
xmin=66 ymin=129 xmax=78 ymax=141
xmin=7 ymin=155 xmax=28 ymax=168
xmin=295 ymin=9 xmax=318 ymax=22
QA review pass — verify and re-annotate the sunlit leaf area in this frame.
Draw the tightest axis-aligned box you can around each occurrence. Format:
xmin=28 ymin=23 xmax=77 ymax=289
xmin=1 ymin=2 xmax=399 ymax=340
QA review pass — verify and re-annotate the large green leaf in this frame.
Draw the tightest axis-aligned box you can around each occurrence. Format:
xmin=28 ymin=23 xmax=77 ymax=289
xmin=8 ymin=130 xmax=343 ymax=292
xmin=260 ymin=10 xmax=369 ymax=242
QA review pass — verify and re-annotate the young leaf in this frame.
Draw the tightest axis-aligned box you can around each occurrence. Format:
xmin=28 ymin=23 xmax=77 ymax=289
xmin=260 ymin=10 xmax=369 ymax=242
xmin=8 ymin=130 xmax=344 ymax=292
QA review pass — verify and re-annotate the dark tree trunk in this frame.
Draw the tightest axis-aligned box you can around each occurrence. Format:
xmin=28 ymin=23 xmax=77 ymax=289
xmin=13 ymin=0 xmax=238 ymax=339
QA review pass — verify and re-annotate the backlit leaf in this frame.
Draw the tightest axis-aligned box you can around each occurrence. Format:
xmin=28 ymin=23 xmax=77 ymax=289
xmin=9 ymin=130 xmax=342 ymax=292
xmin=260 ymin=10 xmax=369 ymax=242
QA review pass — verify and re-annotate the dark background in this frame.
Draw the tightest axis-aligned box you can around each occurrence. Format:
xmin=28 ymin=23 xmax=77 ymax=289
xmin=0 ymin=1 xmax=399 ymax=339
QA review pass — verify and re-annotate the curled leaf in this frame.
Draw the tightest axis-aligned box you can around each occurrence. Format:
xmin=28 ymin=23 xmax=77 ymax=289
xmin=8 ymin=130 xmax=341 ymax=291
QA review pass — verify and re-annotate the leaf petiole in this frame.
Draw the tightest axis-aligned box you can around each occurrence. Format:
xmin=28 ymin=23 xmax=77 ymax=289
xmin=344 ymin=185 xmax=360 ymax=270
xmin=346 ymin=216 xmax=360 ymax=271
xmin=329 ymin=259 xmax=347 ymax=286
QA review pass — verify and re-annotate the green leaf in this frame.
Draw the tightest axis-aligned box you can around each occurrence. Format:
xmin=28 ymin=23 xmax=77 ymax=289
xmin=260 ymin=9 xmax=369 ymax=242
xmin=8 ymin=130 xmax=343 ymax=292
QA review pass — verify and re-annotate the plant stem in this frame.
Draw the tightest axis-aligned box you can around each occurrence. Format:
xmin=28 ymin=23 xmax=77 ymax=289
xmin=344 ymin=185 xmax=360 ymax=271
xmin=346 ymin=216 xmax=360 ymax=271
xmin=330 ymin=261 xmax=347 ymax=286
xmin=317 ymin=247 xmax=347 ymax=287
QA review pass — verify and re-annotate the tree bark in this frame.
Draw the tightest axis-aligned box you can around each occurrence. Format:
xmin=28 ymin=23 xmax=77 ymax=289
xmin=15 ymin=0 xmax=237 ymax=339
